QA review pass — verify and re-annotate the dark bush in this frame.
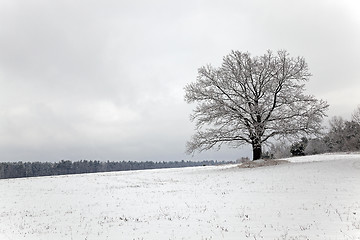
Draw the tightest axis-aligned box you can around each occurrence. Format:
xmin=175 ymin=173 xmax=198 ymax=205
xmin=290 ymin=137 xmax=308 ymax=156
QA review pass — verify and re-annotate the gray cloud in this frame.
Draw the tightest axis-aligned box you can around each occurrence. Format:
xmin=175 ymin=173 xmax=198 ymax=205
xmin=0 ymin=0 xmax=359 ymax=161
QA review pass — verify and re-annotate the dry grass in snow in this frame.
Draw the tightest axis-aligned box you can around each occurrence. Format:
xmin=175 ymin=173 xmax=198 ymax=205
xmin=0 ymin=153 xmax=360 ymax=239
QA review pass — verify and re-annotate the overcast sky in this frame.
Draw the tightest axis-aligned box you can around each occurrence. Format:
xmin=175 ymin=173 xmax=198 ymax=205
xmin=0 ymin=0 xmax=359 ymax=162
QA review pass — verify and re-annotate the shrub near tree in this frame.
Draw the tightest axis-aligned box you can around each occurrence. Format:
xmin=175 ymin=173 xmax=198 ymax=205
xmin=290 ymin=137 xmax=308 ymax=156
xmin=268 ymin=140 xmax=292 ymax=159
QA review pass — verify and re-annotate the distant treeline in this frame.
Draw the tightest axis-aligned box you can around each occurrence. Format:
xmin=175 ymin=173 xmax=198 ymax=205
xmin=0 ymin=160 xmax=234 ymax=179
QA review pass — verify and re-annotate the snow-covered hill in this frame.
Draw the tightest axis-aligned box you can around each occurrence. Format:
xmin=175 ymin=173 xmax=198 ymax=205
xmin=0 ymin=153 xmax=359 ymax=239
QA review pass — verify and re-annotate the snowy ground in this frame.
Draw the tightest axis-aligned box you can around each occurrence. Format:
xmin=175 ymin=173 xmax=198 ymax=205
xmin=0 ymin=153 xmax=359 ymax=240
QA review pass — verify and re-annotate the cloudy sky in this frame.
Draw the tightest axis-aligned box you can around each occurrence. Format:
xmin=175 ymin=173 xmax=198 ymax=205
xmin=0 ymin=0 xmax=359 ymax=162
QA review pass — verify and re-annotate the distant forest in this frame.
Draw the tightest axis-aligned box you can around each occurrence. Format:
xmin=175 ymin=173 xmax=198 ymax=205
xmin=0 ymin=160 xmax=234 ymax=179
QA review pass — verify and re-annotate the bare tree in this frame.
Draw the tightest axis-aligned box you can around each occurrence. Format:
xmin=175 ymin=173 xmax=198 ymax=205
xmin=352 ymin=105 xmax=360 ymax=124
xmin=184 ymin=50 xmax=329 ymax=160
xmin=324 ymin=116 xmax=360 ymax=152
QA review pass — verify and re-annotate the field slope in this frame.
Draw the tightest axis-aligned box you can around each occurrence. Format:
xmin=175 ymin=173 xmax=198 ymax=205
xmin=0 ymin=153 xmax=360 ymax=239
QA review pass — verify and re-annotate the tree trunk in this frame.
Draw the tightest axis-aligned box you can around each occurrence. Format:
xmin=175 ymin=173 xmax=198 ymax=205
xmin=252 ymin=142 xmax=262 ymax=160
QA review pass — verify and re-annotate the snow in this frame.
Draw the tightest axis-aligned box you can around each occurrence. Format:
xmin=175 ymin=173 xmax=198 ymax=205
xmin=284 ymin=152 xmax=360 ymax=163
xmin=0 ymin=153 xmax=359 ymax=239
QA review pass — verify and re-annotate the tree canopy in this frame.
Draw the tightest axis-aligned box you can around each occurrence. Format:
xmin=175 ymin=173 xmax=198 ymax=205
xmin=185 ymin=50 xmax=329 ymax=160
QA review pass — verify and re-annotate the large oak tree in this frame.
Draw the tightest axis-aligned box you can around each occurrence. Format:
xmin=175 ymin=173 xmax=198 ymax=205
xmin=185 ymin=50 xmax=329 ymax=160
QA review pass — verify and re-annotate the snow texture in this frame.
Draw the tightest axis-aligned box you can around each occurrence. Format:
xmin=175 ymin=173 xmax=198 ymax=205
xmin=0 ymin=153 xmax=360 ymax=239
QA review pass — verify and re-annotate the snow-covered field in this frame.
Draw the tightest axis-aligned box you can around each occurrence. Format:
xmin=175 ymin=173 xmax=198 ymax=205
xmin=0 ymin=153 xmax=360 ymax=240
